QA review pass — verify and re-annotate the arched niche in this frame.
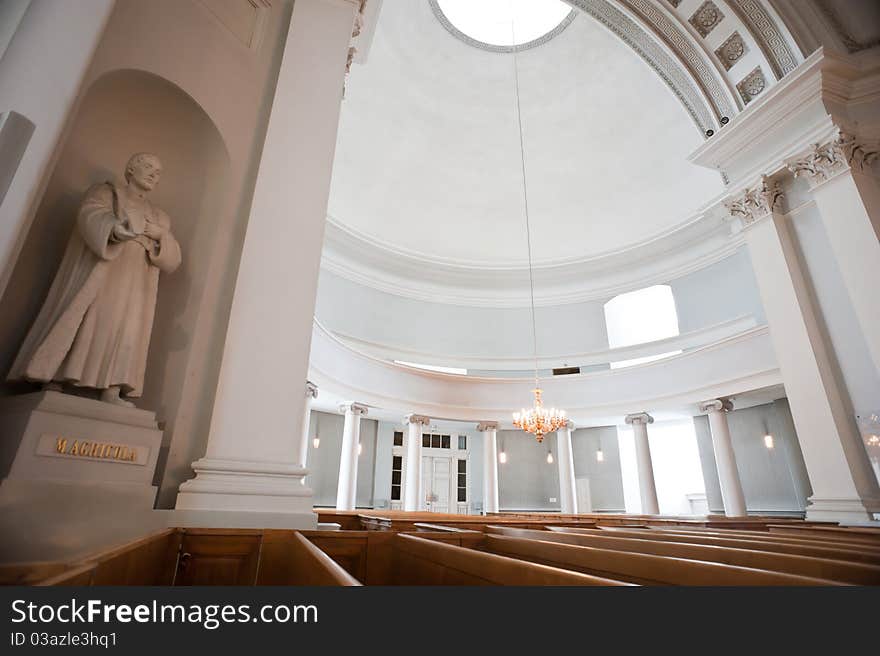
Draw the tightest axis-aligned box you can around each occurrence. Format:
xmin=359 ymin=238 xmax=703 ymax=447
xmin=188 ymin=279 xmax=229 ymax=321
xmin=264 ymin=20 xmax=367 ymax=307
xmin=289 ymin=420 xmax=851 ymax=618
xmin=0 ymin=68 xmax=232 ymax=504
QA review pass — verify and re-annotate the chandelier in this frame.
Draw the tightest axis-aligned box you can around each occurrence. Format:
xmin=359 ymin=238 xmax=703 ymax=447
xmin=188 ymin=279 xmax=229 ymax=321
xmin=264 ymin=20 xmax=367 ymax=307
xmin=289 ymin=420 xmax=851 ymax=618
xmin=507 ymin=14 xmax=566 ymax=443
xmin=514 ymin=389 xmax=565 ymax=443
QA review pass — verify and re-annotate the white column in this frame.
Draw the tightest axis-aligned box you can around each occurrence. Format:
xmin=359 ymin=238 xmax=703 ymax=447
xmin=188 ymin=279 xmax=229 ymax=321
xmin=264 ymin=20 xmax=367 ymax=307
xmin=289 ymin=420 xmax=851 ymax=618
xmin=175 ymin=0 xmax=361 ymax=528
xmin=477 ymin=422 xmax=499 ymax=515
xmin=298 ymin=381 xmax=318 ymax=473
xmin=403 ymin=414 xmax=429 ymax=512
xmin=0 ymin=0 xmax=116 ymax=296
xmin=731 ymin=177 xmax=880 ymax=521
xmin=336 ymin=403 xmax=367 ymax=511
xmin=788 ymin=134 xmax=880 ymax=374
xmin=626 ymin=413 xmax=659 ymax=515
xmin=556 ymin=421 xmax=578 ymax=514
xmin=699 ymin=399 xmax=747 ymax=517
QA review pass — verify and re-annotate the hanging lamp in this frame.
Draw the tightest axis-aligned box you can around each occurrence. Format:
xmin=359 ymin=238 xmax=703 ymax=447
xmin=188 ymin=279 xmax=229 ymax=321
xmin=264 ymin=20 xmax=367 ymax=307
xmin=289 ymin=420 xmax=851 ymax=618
xmin=507 ymin=10 xmax=566 ymax=443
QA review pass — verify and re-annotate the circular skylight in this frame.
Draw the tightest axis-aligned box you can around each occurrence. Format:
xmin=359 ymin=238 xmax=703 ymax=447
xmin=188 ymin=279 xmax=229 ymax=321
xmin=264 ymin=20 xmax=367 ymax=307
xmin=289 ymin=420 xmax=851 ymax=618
xmin=433 ymin=0 xmax=575 ymax=51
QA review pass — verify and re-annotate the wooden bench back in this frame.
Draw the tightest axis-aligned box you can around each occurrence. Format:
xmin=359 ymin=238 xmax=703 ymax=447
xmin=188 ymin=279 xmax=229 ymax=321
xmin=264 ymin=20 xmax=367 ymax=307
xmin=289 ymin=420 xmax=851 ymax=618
xmin=644 ymin=526 xmax=880 ymax=553
xmin=257 ymin=532 xmax=361 ymax=586
xmin=767 ymin=525 xmax=880 ymax=544
xmin=560 ymin=527 xmax=880 ymax=565
xmin=483 ymin=534 xmax=843 ymax=586
xmin=391 ymin=534 xmax=630 ymax=586
xmin=485 ymin=526 xmax=879 ymax=585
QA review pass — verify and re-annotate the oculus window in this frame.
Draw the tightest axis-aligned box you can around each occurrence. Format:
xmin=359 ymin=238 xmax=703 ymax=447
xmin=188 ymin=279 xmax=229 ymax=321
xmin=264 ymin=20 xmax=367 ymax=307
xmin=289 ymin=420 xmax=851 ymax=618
xmin=604 ymin=285 xmax=681 ymax=369
xmin=432 ymin=0 xmax=574 ymax=50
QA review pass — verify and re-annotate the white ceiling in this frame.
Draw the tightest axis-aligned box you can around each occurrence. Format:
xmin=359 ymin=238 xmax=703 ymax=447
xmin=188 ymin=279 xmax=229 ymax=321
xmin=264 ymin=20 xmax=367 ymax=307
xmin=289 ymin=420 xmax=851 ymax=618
xmin=327 ymin=0 xmax=725 ymax=270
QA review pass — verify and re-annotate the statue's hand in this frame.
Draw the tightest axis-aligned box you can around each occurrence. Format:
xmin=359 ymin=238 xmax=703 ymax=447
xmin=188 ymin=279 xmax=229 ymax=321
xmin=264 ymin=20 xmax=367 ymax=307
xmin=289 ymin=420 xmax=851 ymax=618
xmin=142 ymin=221 xmax=166 ymax=240
xmin=111 ymin=223 xmax=137 ymax=242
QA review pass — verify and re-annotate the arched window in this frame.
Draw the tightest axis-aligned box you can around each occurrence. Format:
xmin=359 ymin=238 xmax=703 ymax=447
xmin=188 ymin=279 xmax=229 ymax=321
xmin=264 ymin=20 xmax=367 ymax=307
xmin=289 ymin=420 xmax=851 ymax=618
xmin=604 ymin=284 xmax=680 ymax=369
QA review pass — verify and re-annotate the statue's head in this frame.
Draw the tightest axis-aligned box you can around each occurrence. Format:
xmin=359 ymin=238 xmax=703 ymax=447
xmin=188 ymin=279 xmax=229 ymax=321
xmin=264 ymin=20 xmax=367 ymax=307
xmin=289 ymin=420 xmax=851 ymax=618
xmin=124 ymin=153 xmax=162 ymax=192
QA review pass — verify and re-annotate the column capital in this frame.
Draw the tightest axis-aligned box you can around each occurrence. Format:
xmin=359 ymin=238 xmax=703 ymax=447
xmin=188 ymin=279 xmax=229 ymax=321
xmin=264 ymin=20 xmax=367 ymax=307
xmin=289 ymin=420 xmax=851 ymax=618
xmin=725 ymin=176 xmax=783 ymax=228
xmin=305 ymin=381 xmax=318 ymax=399
xmin=340 ymin=402 xmax=368 ymax=416
xmin=788 ymin=131 xmax=878 ymax=188
xmin=404 ymin=414 xmax=430 ymax=426
xmin=558 ymin=419 xmax=575 ymax=431
xmin=625 ymin=412 xmax=654 ymax=425
xmin=476 ymin=421 xmax=498 ymax=432
xmin=699 ymin=398 xmax=734 ymax=414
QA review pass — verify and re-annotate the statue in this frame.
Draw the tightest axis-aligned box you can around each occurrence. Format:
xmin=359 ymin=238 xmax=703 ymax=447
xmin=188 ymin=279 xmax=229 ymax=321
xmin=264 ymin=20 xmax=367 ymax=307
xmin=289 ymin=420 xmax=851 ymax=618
xmin=8 ymin=153 xmax=181 ymax=407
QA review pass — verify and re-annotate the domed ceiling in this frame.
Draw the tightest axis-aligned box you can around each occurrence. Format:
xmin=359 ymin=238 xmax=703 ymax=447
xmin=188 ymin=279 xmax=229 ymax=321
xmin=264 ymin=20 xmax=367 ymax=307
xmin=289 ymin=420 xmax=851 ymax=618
xmin=324 ymin=0 xmax=734 ymax=302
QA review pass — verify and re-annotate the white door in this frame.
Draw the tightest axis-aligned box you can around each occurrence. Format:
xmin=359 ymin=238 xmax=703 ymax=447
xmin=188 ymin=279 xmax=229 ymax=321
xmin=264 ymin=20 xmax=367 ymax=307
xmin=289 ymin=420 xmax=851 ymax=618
xmin=576 ymin=477 xmax=592 ymax=513
xmin=423 ymin=456 xmax=451 ymax=513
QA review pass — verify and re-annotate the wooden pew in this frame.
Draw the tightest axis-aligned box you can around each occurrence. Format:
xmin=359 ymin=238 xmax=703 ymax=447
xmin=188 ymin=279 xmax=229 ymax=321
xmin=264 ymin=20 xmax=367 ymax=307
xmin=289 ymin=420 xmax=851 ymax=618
xmin=767 ymin=524 xmax=880 ymax=545
xmin=562 ymin=527 xmax=880 ymax=565
xmin=482 ymin=533 xmax=844 ymax=586
xmin=0 ymin=561 xmax=71 ymax=585
xmin=486 ymin=526 xmax=880 ymax=585
xmin=299 ymin=530 xmax=392 ymax=585
xmin=28 ymin=528 xmax=361 ymax=586
xmin=257 ymin=532 xmax=360 ymax=586
xmin=643 ymin=526 xmax=880 ymax=553
xmin=390 ymin=534 xmax=631 ymax=586
xmin=30 ymin=528 xmax=180 ymax=586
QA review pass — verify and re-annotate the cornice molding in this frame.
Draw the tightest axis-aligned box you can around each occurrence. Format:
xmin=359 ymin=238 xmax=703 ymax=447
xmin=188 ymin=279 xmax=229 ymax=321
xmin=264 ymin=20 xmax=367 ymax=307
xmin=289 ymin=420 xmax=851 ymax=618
xmin=322 ymin=205 xmax=742 ymax=307
xmin=689 ymin=48 xmax=880 ymax=188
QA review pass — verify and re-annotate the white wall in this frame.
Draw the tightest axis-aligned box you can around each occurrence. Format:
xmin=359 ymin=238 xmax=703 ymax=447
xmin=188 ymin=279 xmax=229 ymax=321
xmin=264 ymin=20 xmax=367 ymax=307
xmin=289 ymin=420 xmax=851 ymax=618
xmin=497 ymin=430 xmax=561 ymax=511
xmin=670 ymin=247 xmax=766 ymax=334
xmin=571 ymin=426 xmax=625 ymax=512
xmin=316 ymin=269 xmax=609 ymax=361
xmin=694 ymin=399 xmax=812 ymax=514
xmin=304 ymin=410 xmax=377 ymax=508
xmin=617 ymin=419 xmax=706 ymax=515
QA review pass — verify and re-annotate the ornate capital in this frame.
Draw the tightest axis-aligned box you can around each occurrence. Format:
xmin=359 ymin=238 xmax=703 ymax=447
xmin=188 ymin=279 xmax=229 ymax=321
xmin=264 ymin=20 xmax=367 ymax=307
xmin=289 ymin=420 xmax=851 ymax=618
xmin=699 ymin=398 xmax=733 ymax=413
xmin=725 ymin=176 xmax=782 ymax=227
xmin=340 ymin=402 xmax=368 ymax=416
xmin=558 ymin=420 xmax=575 ymax=431
xmin=476 ymin=421 xmax=498 ymax=432
xmin=404 ymin=414 xmax=430 ymax=426
xmin=305 ymin=381 xmax=318 ymax=399
xmin=625 ymin=412 xmax=654 ymax=425
xmin=345 ymin=0 xmax=369 ymax=78
xmin=788 ymin=132 xmax=879 ymax=187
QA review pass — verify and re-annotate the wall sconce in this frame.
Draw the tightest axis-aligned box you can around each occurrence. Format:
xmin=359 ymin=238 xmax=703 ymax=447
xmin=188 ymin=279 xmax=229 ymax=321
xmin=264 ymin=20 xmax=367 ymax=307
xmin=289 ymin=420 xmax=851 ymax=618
xmin=546 ymin=450 xmax=554 ymax=464
xmin=764 ymin=433 xmax=774 ymax=449
xmin=596 ymin=448 xmax=604 ymax=462
xmin=499 ymin=450 xmax=507 ymax=464
xmin=312 ymin=436 xmax=320 ymax=449
xmin=358 ymin=442 xmax=363 ymax=456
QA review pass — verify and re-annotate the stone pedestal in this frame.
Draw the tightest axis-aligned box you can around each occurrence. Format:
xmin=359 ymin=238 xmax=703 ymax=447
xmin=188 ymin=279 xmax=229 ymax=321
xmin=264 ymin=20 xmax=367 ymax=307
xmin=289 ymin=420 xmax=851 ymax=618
xmin=0 ymin=391 xmax=167 ymax=561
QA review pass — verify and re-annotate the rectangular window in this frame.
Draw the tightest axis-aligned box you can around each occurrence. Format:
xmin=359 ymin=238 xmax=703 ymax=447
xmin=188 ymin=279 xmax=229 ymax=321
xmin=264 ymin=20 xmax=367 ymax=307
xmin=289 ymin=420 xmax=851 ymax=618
xmin=458 ymin=435 xmax=467 ymax=450
xmin=391 ymin=455 xmax=402 ymax=501
xmin=441 ymin=435 xmax=450 ymax=449
xmin=431 ymin=434 xmax=441 ymax=449
xmin=393 ymin=431 xmax=403 ymax=447
xmin=422 ymin=434 xmax=430 ymax=448
xmin=457 ymin=459 xmax=467 ymax=503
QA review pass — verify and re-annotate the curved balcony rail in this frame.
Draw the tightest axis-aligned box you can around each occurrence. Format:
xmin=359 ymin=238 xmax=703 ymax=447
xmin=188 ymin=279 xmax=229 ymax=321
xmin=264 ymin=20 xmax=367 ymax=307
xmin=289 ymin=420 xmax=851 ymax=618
xmin=330 ymin=315 xmax=759 ymax=373
xmin=308 ymin=317 xmax=780 ymax=426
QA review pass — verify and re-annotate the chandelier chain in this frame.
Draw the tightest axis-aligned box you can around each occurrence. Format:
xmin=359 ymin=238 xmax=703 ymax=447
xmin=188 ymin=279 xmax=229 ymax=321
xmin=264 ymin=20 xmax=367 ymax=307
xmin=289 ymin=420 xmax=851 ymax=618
xmin=510 ymin=6 xmax=540 ymax=389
